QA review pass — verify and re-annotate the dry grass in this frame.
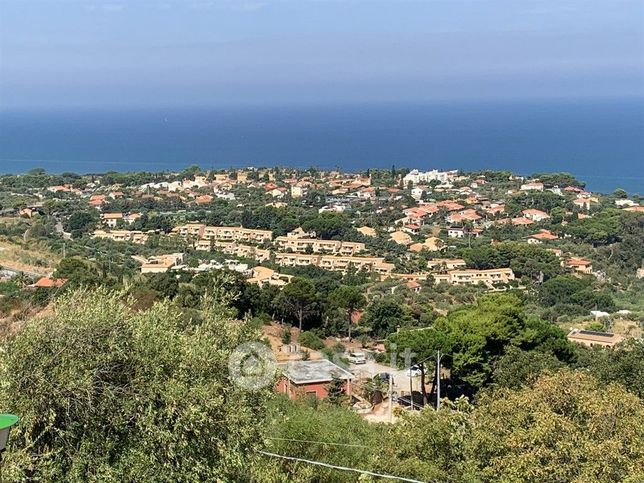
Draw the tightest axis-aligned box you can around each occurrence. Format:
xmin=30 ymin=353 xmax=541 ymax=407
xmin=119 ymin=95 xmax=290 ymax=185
xmin=563 ymin=316 xmax=642 ymax=338
xmin=0 ymin=239 xmax=59 ymax=276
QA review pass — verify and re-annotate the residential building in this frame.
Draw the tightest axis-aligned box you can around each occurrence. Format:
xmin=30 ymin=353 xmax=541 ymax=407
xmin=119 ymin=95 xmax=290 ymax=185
xmin=527 ymin=230 xmax=558 ymax=244
xmin=520 ymin=182 xmax=544 ymax=191
xmin=286 ymin=227 xmax=316 ymax=239
xmin=427 ymin=258 xmax=467 ymax=271
xmin=405 ymin=280 xmax=422 ymax=292
xmin=194 ymin=240 xmax=271 ymax=261
xmin=275 ymin=237 xmax=365 ymax=256
xmin=403 ymin=169 xmax=453 ymax=186
xmin=566 ymin=257 xmax=593 ymax=274
xmin=446 ymin=209 xmax=481 ymax=224
xmin=403 ymin=205 xmax=438 ymax=226
xmin=567 ymin=329 xmax=625 ymax=348
xmin=507 ymin=217 xmax=534 ymax=226
xmin=28 ymin=277 xmax=67 ymax=289
xmin=448 ymin=226 xmax=466 ymax=238
xmin=433 ymin=268 xmax=515 ymax=286
xmin=195 ymin=194 xmax=214 ymax=205
xmin=437 ymin=200 xmax=465 ymax=212
xmin=93 ymin=230 xmax=149 ymax=244
xmin=101 ymin=213 xmax=123 ymax=228
xmin=276 ymin=360 xmax=353 ymax=400
xmin=402 ymin=224 xmax=421 ymax=235
xmin=140 ymin=253 xmax=185 ymax=273
xmin=575 ymin=198 xmax=590 ymax=210
xmin=484 ymin=204 xmax=505 ymax=216
xmin=173 ymin=225 xmax=273 ymax=243
xmin=522 ymin=209 xmax=550 ymax=222
xmin=173 ymin=223 xmax=206 ymax=238
xmin=272 ymin=252 xmax=393 ymax=275
xmin=247 ymin=266 xmax=293 ymax=288
xmin=615 ymin=199 xmax=636 ymax=207
xmin=290 ymin=185 xmax=307 ymax=199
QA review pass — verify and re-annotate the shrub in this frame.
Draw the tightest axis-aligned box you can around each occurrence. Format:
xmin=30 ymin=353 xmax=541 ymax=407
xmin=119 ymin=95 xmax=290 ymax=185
xmin=298 ymin=331 xmax=325 ymax=350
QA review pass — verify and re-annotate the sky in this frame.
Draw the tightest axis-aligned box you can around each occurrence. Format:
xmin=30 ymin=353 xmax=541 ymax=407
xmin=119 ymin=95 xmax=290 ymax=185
xmin=0 ymin=0 xmax=643 ymax=108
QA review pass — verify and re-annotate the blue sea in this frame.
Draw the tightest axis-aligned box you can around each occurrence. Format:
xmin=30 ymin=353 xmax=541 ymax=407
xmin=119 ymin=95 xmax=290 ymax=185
xmin=0 ymin=99 xmax=643 ymax=194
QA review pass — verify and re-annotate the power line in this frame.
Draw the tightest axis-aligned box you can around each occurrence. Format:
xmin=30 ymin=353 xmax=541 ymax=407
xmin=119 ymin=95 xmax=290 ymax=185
xmin=258 ymin=450 xmax=425 ymax=483
xmin=266 ymin=436 xmax=371 ymax=449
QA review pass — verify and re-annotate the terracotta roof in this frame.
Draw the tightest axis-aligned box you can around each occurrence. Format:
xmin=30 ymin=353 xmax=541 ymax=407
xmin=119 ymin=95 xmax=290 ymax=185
xmin=530 ymin=230 xmax=558 ymax=240
xmin=33 ymin=277 xmax=67 ymax=288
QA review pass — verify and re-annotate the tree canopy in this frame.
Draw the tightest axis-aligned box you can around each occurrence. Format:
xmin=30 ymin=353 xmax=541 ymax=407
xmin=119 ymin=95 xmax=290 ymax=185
xmin=0 ymin=288 xmax=271 ymax=482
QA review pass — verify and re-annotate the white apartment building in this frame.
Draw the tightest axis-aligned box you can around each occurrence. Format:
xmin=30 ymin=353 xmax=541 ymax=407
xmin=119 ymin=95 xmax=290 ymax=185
xmin=403 ymin=169 xmax=453 ymax=186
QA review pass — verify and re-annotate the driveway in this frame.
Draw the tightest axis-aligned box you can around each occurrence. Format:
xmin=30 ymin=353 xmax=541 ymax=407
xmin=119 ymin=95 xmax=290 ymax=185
xmin=348 ymin=359 xmax=424 ymax=395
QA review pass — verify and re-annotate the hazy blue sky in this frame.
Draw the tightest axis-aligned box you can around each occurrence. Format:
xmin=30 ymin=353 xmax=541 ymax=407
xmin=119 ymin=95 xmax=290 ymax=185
xmin=1 ymin=0 xmax=643 ymax=108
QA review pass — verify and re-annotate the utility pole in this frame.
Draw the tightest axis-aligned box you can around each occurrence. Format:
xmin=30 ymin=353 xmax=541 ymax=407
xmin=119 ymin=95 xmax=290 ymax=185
xmin=388 ymin=373 xmax=394 ymax=423
xmin=409 ymin=372 xmax=414 ymax=411
xmin=436 ymin=350 xmax=442 ymax=411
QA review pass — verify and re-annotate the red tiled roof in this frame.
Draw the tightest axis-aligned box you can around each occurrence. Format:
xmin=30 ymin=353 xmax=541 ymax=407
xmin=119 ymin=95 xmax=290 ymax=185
xmin=33 ymin=277 xmax=67 ymax=288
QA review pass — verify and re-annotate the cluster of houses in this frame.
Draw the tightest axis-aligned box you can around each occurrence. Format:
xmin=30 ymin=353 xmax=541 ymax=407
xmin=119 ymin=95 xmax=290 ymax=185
xmin=132 ymin=223 xmax=522 ymax=288
xmin=23 ymin=167 xmax=639 ymax=293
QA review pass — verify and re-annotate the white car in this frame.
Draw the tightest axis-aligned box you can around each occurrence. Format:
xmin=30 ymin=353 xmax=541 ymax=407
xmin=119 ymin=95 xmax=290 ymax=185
xmin=347 ymin=351 xmax=367 ymax=364
xmin=406 ymin=365 xmax=422 ymax=377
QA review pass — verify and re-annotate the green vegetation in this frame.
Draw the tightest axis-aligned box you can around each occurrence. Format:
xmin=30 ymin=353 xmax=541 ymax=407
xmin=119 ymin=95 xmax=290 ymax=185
xmin=0 ymin=289 xmax=269 ymax=481
xmin=0 ymin=167 xmax=642 ymax=481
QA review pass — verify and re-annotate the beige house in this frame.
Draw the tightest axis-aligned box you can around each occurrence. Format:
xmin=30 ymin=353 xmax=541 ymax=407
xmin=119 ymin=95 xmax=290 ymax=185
xmin=433 ymin=268 xmax=515 ymax=286
xmin=567 ymin=329 xmax=625 ymax=348
xmin=290 ymin=185 xmax=307 ymax=198
xmin=247 ymin=266 xmax=293 ymax=287
xmin=566 ymin=257 xmax=593 ymax=274
xmin=140 ymin=253 xmax=184 ymax=273
xmin=522 ymin=209 xmax=550 ymax=222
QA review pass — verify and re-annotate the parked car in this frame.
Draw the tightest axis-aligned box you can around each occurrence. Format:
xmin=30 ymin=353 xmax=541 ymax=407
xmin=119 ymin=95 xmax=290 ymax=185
xmin=406 ymin=365 xmax=422 ymax=377
xmin=374 ymin=372 xmax=393 ymax=385
xmin=397 ymin=391 xmax=426 ymax=410
xmin=347 ymin=351 xmax=367 ymax=364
